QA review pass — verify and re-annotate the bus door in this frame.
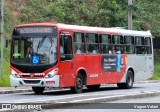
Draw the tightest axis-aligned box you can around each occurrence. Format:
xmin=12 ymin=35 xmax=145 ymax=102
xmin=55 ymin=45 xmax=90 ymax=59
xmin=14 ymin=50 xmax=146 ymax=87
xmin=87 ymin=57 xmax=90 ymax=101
xmin=145 ymin=37 xmax=154 ymax=76
xmin=59 ymin=32 xmax=74 ymax=87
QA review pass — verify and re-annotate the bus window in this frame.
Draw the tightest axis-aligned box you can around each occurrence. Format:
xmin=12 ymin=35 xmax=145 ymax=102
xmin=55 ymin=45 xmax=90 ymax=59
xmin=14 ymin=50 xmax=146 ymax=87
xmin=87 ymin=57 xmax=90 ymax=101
xmin=113 ymin=35 xmax=121 ymax=44
xmin=145 ymin=37 xmax=152 ymax=54
xmin=86 ymin=33 xmax=99 ymax=54
xmin=60 ymin=35 xmax=73 ymax=61
xmin=124 ymin=36 xmax=132 ymax=44
xmin=12 ymin=39 xmax=24 ymax=59
xmin=112 ymin=35 xmax=124 ymax=54
xmin=74 ymin=32 xmax=85 ymax=54
xmin=124 ymin=36 xmax=135 ymax=54
xmin=99 ymin=34 xmax=112 ymax=54
xmin=135 ymin=36 xmax=145 ymax=54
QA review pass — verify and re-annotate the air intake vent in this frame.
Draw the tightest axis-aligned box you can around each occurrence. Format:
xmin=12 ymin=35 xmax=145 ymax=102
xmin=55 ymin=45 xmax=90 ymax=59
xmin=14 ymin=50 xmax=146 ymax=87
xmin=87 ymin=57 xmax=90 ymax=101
xmin=23 ymin=80 xmax=40 ymax=84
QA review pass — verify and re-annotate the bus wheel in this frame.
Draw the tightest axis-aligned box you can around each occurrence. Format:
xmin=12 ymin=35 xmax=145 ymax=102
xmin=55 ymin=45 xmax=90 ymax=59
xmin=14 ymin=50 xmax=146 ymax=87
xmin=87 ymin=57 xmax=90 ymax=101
xmin=117 ymin=70 xmax=134 ymax=89
xmin=86 ymin=85 xmax=100 ymax=90
xmin=32 ymin=87 xmax=45 ymax=94
xmin=70 ymin=73 xmax=83 ymax=93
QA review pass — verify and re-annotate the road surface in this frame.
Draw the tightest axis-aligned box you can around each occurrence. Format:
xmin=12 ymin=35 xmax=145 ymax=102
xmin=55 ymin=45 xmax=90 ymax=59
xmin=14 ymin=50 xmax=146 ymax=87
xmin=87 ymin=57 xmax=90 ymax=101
xmin=0 ymin=82 xmax=160 ymax=111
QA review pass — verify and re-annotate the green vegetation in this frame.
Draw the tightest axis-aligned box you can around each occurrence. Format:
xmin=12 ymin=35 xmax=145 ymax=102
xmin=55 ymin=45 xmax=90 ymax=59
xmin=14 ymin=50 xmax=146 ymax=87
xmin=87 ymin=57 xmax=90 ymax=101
xmin=0 ymin=59 xmax=10 ymax=86
xmin=0 ymin=0 xmax=160 ymax=86
xmin=151 ymin=63 xmax=160 ymax=80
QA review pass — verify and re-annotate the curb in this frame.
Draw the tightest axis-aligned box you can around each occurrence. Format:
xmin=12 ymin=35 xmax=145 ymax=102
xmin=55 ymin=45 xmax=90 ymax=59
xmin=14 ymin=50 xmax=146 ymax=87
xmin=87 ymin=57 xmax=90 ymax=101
xmin=0 ymin=89 xmax=33 ymax=94
xmin=41 ymin=91 xmax=160 ymax=109
xmin=135 ymin=80 xmax=160 ymax=84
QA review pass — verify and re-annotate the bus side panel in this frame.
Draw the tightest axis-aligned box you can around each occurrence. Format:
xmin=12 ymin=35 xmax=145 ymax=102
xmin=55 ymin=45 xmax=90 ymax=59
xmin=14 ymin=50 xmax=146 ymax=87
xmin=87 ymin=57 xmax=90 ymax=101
xmin=85 ymin=55 xmax=101 ymax=85
xmin=145 ymin=54 xmax=154 ymax=80
xmin=111 ymin=55 xmax=127 ymax=83
xmin=74 ymin=55 xmax=88 ymax=81
xmin=59 ymin=61 xmax=75 ymax=88
xmin=100 ymin=54 xmax=127 ymax=84
xmin=127 ymin=55 xmax=153 ymax=81
xmin=127 ymin=55 xmax=148 ymax=81
xmin=98 ymin=72 xmax=113 ymax=84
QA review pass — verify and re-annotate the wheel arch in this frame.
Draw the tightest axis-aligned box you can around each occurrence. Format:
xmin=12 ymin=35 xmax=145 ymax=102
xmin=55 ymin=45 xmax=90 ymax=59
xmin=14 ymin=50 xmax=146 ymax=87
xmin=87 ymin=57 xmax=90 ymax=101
xmin=76 ymin=68 xmax=87 ymax=85
xmin=120 ymin=66 xmax=135 ymax=83
xmin=117 ymin=67 xmax=134 ymax=89
xmin=70 ymin=68 xmax=87 ymax=93
xmin=128 ymin=67 xmax=135 ymax=82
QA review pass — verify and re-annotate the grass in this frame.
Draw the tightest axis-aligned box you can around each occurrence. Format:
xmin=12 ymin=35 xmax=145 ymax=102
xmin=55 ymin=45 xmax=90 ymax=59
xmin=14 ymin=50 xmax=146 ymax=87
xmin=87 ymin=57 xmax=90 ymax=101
xmin=0 ymin=60 xmax=10 ymax=86
xmin=150 ymin=63 xmax=160 ymax=80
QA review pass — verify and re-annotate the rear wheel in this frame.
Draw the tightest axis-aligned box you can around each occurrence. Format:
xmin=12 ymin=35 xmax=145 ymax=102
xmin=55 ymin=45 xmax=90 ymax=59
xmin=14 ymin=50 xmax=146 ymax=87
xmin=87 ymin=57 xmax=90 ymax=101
xmin=70 ymin=73 xmax=83 ymax=93
xmin=32 ymin=87 xmax=45 ymax=94
xmin=86 ymin=85 xmax=100 ymax=90
xmin=117 ymin=70 xmax=134 ymax=89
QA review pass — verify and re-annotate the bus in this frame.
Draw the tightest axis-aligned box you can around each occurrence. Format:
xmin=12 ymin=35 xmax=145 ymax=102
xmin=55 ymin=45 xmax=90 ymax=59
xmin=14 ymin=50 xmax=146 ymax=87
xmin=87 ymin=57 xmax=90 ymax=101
xmin=10 ymin=22 xmax=154 ymax=94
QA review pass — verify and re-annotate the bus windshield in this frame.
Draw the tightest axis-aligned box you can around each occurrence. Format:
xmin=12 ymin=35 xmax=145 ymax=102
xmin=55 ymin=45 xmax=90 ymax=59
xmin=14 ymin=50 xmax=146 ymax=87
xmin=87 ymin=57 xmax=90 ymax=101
xmin=11 ymin=36 xmax=57 ymax=66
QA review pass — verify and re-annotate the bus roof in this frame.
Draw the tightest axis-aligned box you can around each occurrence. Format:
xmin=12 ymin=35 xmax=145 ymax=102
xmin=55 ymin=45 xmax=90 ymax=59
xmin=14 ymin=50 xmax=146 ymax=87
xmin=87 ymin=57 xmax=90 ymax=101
xmin=15 ymin=22 xmax=152 ymax=37
xmin=57 ymin=23 xmax=152 ymax=37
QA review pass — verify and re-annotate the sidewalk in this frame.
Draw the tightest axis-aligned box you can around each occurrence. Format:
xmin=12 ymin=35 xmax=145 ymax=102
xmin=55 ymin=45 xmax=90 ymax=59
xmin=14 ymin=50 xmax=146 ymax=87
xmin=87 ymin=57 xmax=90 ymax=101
xmin=0 ymin=87 xmax=32 ymax=94
xmin=0 ymin=80 xmax=160 ymax=94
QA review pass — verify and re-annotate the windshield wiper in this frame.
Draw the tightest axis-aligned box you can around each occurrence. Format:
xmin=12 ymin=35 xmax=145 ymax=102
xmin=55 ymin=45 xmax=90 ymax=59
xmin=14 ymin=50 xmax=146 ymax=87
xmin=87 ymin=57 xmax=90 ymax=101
xmin=37 ymin=36 xmax=46 ymax=51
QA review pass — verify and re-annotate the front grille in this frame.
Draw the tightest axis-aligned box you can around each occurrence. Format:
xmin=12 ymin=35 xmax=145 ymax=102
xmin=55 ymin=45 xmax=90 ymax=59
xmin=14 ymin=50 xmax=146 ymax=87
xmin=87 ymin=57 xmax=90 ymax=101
xmin=23 ymin=80 xmax=40 ymax=84
xmin=11 ymin=63 xmax=55 ymax=73
xmin=22 ymin=75 xmax=43 ymax=78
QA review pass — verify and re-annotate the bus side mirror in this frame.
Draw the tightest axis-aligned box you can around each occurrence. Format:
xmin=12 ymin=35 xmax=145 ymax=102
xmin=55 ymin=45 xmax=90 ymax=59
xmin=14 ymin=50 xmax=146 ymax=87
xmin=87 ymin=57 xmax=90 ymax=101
xmin=6 ymin=39 xmax=9 ymax=48
xmin=60 ymin=55 xmax=66 ymax=61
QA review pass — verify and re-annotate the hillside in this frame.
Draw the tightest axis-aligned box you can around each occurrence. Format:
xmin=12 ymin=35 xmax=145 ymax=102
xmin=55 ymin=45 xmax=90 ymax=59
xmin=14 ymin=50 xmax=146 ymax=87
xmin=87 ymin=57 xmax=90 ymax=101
xmin=3 ymin=0 xmax=160 ymax=37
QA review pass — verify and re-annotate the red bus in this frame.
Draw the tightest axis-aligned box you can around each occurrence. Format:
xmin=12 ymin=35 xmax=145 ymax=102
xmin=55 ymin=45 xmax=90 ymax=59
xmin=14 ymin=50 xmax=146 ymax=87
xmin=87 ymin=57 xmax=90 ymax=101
xmin=10 ymin=22 xmax=154 ymax=94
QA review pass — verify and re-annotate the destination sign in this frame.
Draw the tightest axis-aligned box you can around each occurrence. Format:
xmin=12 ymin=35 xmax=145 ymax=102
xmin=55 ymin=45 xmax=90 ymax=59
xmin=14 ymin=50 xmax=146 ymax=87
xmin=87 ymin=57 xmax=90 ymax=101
xmin=19 ymin=27 xmax=52 ymax=33
xmin=13 ymin=26 xmax=57 ymax=35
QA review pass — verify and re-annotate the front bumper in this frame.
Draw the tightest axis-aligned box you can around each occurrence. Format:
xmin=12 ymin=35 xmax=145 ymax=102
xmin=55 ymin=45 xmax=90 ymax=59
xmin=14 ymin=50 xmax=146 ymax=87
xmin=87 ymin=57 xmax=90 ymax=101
xmin=10 ymin=75 xmax=60 ymax=87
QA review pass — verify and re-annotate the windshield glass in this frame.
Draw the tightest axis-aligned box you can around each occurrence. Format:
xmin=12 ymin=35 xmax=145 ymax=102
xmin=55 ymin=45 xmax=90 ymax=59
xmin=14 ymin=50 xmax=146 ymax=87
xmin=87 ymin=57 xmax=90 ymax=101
xmin=11 ymin=36 xmax=57 ymax=66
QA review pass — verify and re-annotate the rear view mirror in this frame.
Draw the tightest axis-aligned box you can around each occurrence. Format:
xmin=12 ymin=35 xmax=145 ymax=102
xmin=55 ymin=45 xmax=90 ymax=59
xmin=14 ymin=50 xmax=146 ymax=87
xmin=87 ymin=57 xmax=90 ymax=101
xmin=6 ymin=39 xmax=9 ymax=48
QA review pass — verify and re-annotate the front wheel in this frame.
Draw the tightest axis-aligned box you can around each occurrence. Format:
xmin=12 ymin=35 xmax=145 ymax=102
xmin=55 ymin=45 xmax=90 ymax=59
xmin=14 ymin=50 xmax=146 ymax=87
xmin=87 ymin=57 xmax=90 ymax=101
xmin=117 ymin=70 xmax=134 ymax=89
xmin=70 ymin=73 xmax=83 ymax=93
xmin=32 ymin=87 xmax=45 ymax=94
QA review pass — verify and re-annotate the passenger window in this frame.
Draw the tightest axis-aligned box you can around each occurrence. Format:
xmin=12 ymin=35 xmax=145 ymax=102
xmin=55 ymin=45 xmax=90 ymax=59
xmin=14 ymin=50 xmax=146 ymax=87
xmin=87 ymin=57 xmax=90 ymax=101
xmin=135 ymin=36 xmax=145 ymax=54
xmin=86 ymin=33 xmax=99 ymax=54
xmin=135 ymin=37 xmax=144 ymax=45
xmin=74 ymin=32 xmax=85 ymax=54
xmin=112 ymin=35 xmax=122 ymax=44
xmin=145 ymin=37 xmax=152 ymax=54
xmin=112 ymin=35 xmax=124 ymax=54
xmin=99 ymin=34 xmax=112 ymax=54
xmin=124 ymin=36 xmax=132 ymax=44
xmin=124 ymin=36 xmax=135 ymax=54
xmin=60 ymin=35 xmax=73 ymax=61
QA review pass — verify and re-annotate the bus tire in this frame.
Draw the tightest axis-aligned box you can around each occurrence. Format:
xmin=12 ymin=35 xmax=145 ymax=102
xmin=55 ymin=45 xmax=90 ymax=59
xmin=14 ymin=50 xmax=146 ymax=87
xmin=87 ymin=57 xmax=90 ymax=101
xmin=86 ymin=85 xmax=100 ymax=90
xmin=32 ymin=87 xmax=45 ymax=94
xmin=117 ymin=70 xmax=134 ymax=89
xmin=70 ymin=73 xmax=83 ymax=93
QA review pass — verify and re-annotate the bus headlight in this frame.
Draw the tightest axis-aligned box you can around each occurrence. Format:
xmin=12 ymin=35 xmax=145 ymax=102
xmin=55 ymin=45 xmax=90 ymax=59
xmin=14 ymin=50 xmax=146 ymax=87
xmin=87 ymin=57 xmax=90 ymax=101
xmin=45 ymin=68 xmax=59 ymax=78
xmin=11 ymin=69 xmax=20 ymax=78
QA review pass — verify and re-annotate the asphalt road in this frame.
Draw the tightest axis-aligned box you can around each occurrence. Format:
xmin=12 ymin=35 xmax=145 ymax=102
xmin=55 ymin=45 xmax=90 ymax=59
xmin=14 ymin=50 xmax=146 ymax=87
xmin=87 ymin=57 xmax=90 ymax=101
xmin=0 ymin=82 xmax=160 ymax=112
xmin=0 ymin=82 xmax=160 ymax=104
